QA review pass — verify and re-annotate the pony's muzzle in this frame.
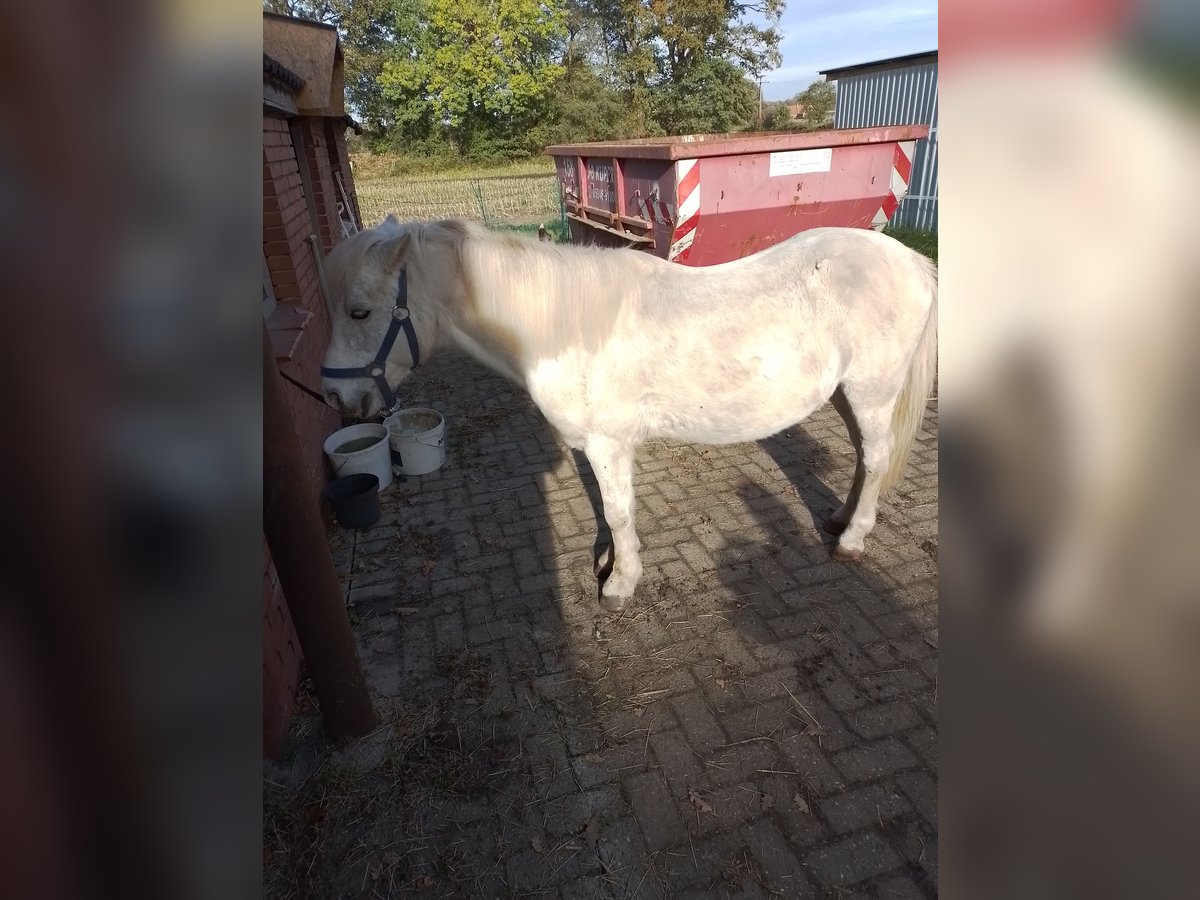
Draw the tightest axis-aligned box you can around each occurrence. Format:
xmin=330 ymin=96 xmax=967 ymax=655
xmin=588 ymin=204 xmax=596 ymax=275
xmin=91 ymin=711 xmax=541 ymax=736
xmin=322 ymin=387 xmax=373 ymax=419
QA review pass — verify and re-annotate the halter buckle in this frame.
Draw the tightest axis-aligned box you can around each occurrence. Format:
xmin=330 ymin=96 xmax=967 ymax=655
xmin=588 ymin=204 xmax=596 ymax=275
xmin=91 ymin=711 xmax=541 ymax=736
xmin=392 ymin=306 xmax=410 ymax=322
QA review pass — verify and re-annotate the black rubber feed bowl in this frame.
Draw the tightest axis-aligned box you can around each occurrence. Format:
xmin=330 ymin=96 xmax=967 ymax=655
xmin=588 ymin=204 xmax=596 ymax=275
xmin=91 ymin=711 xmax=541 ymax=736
xmin=324 ymin=473 xmax=381 ymax=528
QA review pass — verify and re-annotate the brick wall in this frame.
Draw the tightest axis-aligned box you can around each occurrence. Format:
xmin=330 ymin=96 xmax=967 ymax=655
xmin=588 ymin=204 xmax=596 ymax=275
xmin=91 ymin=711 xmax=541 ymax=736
xmin=263 ymin=116 xmax=319 ymax=305
xmin=263 ymin=110 xmax=344 ymax=509
xmin=263 ymin=109 xmax=356 ymax=756
xmin=302 ymin=118 xmax=342 ymax=253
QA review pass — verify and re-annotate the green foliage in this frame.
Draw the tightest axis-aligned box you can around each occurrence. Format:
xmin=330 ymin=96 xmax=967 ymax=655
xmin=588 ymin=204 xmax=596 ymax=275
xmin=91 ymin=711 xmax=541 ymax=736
xmin=651 ymin=57 xmax=758 ymax=134
xmin=764 ymin=100 xmax=796 ymax=131
xmin=376 ymin=0 xmax=567 ymax=155
xmin=266 ymin=0 xmax=794 ymax=159
xmin=533 ymin=65 xmax=629 ymax=145
xmin=793 ymin=80 xmax=835 ymax=130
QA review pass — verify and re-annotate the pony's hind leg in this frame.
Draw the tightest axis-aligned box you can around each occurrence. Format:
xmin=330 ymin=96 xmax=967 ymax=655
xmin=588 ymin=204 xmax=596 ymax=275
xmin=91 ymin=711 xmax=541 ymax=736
xmin=826 ymin=386 xmax=865 ymax=535
xmin=583 ymin=435 xmax=642 ymax=610
xmin=831 ymin=399 xmax=895 ymax=561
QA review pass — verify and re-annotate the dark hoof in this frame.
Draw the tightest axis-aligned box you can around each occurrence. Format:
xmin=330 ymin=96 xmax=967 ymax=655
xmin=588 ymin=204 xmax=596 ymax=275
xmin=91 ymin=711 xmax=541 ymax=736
xmin=599 ymin=593 xmax=629 ymax=613
xmin=831 ymin=544 xmax=863 ymax=562
xmin=823 ymin=517 xmax=848 ymax=535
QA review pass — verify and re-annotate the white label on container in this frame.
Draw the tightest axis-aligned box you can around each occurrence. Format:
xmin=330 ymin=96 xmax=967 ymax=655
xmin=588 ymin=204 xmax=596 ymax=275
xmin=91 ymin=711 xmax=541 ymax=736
xmin=769 ymin=148 xmax=832 ymax=176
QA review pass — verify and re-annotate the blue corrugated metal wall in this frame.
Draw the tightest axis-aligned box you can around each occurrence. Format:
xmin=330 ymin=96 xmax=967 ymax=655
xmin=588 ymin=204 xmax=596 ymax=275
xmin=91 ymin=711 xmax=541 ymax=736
xmin=832 ymin=60 xmax=938 ymax=231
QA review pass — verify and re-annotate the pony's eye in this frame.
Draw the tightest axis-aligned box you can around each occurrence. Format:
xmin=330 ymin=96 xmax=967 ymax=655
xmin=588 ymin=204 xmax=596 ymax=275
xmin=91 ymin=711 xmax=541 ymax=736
xmin=350 ymin=309 xmax=370 ymax=320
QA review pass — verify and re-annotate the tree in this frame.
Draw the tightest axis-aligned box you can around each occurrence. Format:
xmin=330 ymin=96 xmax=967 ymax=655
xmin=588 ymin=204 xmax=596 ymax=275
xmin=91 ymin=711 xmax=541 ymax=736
xmin=373 ymin=0 xmax=568 ymax=157
xmin=764 ymin=100 xmax=795 ymax=131
xmin=650 ymin=0 xmax=783 ymax=84
xmin=581 ymin=0 xmax=658 ymax=132
xmin=264 ymin=0 xmax=786 ymax=155
xmin=651 ymin=57 xmax=758 ymax=135
xmin=583 ymin=0 xmax=783 ymax=134
xmin=793 ymin=79 xmax=835 ymax=130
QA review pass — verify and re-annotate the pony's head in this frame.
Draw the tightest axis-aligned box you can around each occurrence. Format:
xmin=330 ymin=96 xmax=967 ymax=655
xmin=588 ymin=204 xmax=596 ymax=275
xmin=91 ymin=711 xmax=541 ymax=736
xmin=320 ymin=216 xmax=448 ymax=418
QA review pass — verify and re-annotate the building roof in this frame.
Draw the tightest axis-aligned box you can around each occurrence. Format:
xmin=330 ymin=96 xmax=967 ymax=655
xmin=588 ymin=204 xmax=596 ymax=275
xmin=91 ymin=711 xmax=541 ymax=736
xmin=264 ymin=53 xmax=305 ymax=94
xmin=263 ymin=12 xmax=345 ymax=116
xmin=820 ymin=50 xmax=937 ymax=80
xmin=263 ymin=10 xmax=337 ymax=32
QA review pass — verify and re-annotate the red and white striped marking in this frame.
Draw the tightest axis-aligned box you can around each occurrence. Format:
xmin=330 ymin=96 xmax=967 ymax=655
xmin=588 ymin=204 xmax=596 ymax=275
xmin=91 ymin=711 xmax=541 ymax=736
xmin=642 ymin=196 xmax=676 ymax=227
xmin=669 ymin=158 xmax=701 ymax=261
xmin=871 ymin=141 xmax=916 ymax=230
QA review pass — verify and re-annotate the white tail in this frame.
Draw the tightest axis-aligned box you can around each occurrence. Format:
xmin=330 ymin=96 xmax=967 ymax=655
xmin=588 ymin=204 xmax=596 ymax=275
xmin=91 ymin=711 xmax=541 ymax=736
xmin=882 ymin=255 xmax=938 ymax=492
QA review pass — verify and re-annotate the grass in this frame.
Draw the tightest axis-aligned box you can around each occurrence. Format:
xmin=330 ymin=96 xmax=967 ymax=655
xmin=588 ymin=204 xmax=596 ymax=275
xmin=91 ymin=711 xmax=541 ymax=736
xmin=354 ymin=163 xmax=562 ymax=228
xmin=884 ymin=226 xmax=938 ymax=263
xmin=351 ymin=152 xmax=554 ymax=182
xmin=498 ymin=219 xmax=569 ymax=243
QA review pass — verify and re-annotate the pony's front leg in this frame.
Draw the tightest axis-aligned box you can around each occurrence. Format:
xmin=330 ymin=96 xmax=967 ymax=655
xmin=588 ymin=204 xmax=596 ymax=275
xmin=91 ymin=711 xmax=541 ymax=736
xmin=584 ymin=436 xmax=642 ymax=611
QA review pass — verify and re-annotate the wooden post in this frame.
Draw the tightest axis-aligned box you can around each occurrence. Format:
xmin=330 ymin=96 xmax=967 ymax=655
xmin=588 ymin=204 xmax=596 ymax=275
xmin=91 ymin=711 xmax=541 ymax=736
xmin=262 ymin=329 xmax=377 ymax=742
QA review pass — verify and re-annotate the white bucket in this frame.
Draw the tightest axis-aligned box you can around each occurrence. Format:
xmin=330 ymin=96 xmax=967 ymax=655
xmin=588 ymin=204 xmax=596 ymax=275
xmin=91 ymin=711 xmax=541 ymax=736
xmin=322 ymin=423 xmax=393 ymax=490
xmin=383 ymin=407 xmax=446 ymax=476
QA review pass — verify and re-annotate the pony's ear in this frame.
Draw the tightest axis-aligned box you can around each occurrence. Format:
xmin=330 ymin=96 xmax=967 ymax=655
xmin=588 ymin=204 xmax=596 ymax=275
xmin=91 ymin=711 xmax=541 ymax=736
xmin=383 ymin=213 xmax=400 ymax=227
xmin=380 ymin=231 xmax=412 ymax=271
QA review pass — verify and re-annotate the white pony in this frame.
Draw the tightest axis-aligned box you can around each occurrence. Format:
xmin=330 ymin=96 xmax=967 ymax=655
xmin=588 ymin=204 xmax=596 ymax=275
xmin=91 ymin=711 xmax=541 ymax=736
xmin=322 ymin=217 xmax=937 ymax=610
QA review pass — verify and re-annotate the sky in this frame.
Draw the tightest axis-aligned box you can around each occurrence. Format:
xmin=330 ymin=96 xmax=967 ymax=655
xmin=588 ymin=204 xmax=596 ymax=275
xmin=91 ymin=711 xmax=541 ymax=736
xmin=759 ymin=0 xmax=938 ymax=100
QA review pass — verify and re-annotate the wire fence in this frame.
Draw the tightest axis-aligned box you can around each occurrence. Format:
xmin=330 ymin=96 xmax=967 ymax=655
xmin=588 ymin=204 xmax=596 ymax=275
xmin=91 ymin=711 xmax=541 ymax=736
xmin=355 ymin=172 xmax=565 ymax=232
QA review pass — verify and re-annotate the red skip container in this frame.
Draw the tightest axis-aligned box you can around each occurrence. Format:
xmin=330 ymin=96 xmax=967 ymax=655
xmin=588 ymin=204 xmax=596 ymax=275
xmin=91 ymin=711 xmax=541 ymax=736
xmin=547 ymin=125 xmax=929 ymax=266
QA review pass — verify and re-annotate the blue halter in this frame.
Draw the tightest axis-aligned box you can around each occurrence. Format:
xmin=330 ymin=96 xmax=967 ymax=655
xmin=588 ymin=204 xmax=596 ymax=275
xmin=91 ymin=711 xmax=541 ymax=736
xmin=320 ymin=268 xmax=419 ymax=413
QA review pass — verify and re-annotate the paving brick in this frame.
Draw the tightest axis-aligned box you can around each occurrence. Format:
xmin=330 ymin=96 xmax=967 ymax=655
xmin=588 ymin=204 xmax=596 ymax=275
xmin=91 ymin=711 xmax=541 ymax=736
xmin=757 ymin=773 xmax=829 ymax=847
xmin=874 ymin=872 xmax=931 ymax=899
xmin=541 ymin=784 xmax=625 ymax=837
xmin=649 ymin=729 xmax=705 ymax=796
xmin=740 ymin=817 xmax=813 ymax=895
xmin=675 ymin=782 xmax=760 ymax=838
xmin=701 ymin=741 xmax=781 ymax=789
xmin=778 ymin=734 xmax=847 ymax=796
xmin=832 ymin=737 xmax=919 ymax=782
xmin=846 ymin=700 xmax=924 ymax=740
xmin=596 ymin=816 xmax=658 ymax=897
xmin=625 ymin=769 xmax=688 ymax=851
xmin=653 ymin=830 xmax=745 ymax=890
xmin=809 ymin=657 xmax=871 ymax=713
xmin=559 ymin=874 xmax=607 ymax=900
xmin=893 ymin=821 xmax=938 ymax=891
xmin=433 ymin=612 xmax=465 ymax=652
xmin=754 ymin=635 xmax=824 ymax=669
xmin=778 ymin=689 xmax=857 ymax=753
xmin=819 ymin=781 xmax=912 ymax=834
xmin=896 ymin=771 xmax=938 ymax=829
xmin=738 ymin=668 xmax=806 ymax=706
xmin=466 ymin=618 xmax=517 ymax=647
xmin=721 ymin=700 xmax=794 ymax=747
xmin=671 ymin=692 xmax=728 ymax=755
xmin=524 ymin=727 xmax=577 ymax=803
xmin=283 ymin=350 xmax=938 ymax=900
xmin=804 ymin=832 xmax=903 ymax=886
xmin=860 ymin=665 xmax=928 ymax=702
xmin=902 ymin=724 xmax=940 ymax=768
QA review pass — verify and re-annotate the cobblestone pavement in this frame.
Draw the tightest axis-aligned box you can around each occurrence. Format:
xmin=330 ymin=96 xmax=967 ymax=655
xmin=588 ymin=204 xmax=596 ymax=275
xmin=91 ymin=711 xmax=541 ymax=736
xmin=265 ymin=349 xmax=938 ymax=899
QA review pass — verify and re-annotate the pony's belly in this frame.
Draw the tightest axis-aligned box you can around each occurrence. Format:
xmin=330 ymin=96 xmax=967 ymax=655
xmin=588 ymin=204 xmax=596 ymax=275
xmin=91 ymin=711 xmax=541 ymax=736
xmin=651 ymin=400 xmax=827 ymax=446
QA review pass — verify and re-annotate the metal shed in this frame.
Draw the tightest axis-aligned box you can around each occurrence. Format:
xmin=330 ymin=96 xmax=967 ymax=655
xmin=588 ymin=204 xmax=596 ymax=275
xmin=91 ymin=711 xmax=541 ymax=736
xmin=821 ymin=50 xmax=938 ymax=231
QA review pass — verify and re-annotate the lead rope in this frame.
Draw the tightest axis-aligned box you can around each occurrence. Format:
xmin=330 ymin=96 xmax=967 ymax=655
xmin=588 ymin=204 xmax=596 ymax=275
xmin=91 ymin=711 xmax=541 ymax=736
xmin=278 ymin=370 xmax=330 ymax=407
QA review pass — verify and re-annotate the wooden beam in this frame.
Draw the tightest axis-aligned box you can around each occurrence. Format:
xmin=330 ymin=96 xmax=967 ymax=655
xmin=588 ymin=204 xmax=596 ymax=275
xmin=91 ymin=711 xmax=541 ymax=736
xmin=263 ymin=328 xmax=376 ymax=742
